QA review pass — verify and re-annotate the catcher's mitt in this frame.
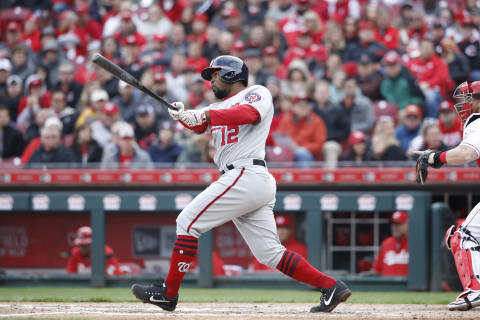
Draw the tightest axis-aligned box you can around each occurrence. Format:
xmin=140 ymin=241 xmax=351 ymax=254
xmin=416 ymin=150 xmax=433 ymax=184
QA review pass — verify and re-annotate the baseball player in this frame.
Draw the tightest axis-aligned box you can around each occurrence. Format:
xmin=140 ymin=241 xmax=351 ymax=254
xmin=415 ymin=80 xmax=480 ymax=311
xmin=131 ymin=55 xmax=351 ymax=313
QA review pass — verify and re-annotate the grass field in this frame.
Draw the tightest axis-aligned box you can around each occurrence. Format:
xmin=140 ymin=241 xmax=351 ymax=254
xmin=0 ymin=287 xmax=458 ymax=304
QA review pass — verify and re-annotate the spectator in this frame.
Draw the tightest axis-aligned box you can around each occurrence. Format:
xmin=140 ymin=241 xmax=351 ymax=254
xmin=0 ymin=105 xmax=24 ymax=161
xmin=148 ymin=122 xmax=183 ymax=163
xmin=165 ymin=52 xmax=188 ymax=101
xmin=120 ymin=35 xmax=148 ymax=81
xmin=281 ymin=59 xmax=312 ymax=97
xmin=407 ymin=38 xmax=452 ymax=118
xmin=437 ymin=101 xmax=462 ymax=148
xmin=395 ymin=104 xmax=423 ymax=152
xmin=345 ymin=21 xmax=386 ymax=63
xmin=221 ymin=6 xmax=243 ymax=39
xmin=169 ymin=23 xmax=188 ymax=54
xmin=10 ymin=44 xmax=35 ymax=83
xmin=311 ymin=80 xmax=349 ymax=167
xmin=329 ymin=69 xmax=346 ymax=103
xmin=186 ymin=75 xmax=208 ymax=109
xmin=16 ymin=75 xmax=51 ymax=128
xmin=134 ymin=104 xmax=158 ymax=150
xmin=409 ymin=120 xmax=449 ymax=161
xmin=185 ymin=41 xmax=209 ymax=73
xmin=38 ymin=40 xmax=63 ymax=90
xmin=276 ymin=94 xmax=327 ymax=164
xmin=187 ymin=14 xmax=208 ymax=43
xmin=1 ymin=75 xmax=23 ymax=121
xmin=340 ymin=131 xmax=369 ymax=164
xmin=141 ymin=73 xmax=176 ymax=123
xmin=252 ymin=214 xmax=307 ymax=271
xmin=324 ymin=23 xmax=347 ymax=62
xmin=112 ymin=81 xmax=141 ymax=123
xmin=245 ymin=48 xmax=271 ymax=86
xmin=459 ymin=16 xmax=480 ymax=81
xmin=76 ymin=2 xmax=102 ymax=42
xmin=91 ymin=102 xmax=120 ymax=148
xmin=75 ymin=88 xmax=109 ymax=128
xmin=113 ymin=11 xmax=147 ymax=50
xmin=440 ymin=38 xmax=470 ymax=87
xmin=4 ymin=21 xmax=23 ymax=49
xmin=337 ymin=77 xmax=375 ymax=134
xmin=375 ymin=7 xmax=399 ymax=50
xmin=369 ymin=117 xmax=405 ymax=162
xmin=101 ymin=123 xmax=153 ymax=169
xmin=0 ymin=59 xmax=12 ymax=97
xmin=50 ymin=90 xmax=76 ymax=136
xmin=56 ymin=62 xmax=84 ymax=109
xmin=380 ymin=51 xmax=424 ymax=112
xmin=136 ymin=5 xmax=172 ymax=39
xmin=356 ymin=54 xmax=383 ymax=102
xmin=373 ymin=211 xmax=409 ymax=277
xmin=66 ymin=226 xmax=124 ymax=276
xmin=22 ymin=13 xmax=42 ymax=53
xmin=70 ymin=123 xmax=103 ymax=166
xmin=143 ymin=33 xmax=173 ymax=67
xmin=23 ymin=109 xmax=54 ymax=146
xmin=27 ymin=122 xmax=76 ymax=168
xmin=95 ymin=64 xmax=119 ymax=99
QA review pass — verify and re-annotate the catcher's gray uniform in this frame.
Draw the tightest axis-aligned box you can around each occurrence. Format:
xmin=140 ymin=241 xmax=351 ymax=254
xmin=176 ymin=85 xmax=285 ymax=268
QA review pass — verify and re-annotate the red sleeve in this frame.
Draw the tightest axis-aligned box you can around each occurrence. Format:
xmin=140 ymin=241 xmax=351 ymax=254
xmin=66 ymin=248 xmax=80 ymax=273
xmin=373 ymin=244 xmax=384 ymax=274
xmin=209 ymin=104 xmax=260 ymax=126
xmin=179 ymin=119 xmax=208 ymax=134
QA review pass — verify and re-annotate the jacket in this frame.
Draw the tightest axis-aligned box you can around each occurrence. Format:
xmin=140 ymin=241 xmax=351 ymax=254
xmin=27 ymin=144 xmax=76 ymax=168
xmin=0 ymin=124 xmax=25 ymax=159
xmin=276 ymin=112 xmax=327 ymax=155
xmin=380 ymin=66 xmax=424 ymax=110
xmin=338 ymin=94 xmax=375 ymax=134
xmin=100 ymin=143 xmax=154 ymax=169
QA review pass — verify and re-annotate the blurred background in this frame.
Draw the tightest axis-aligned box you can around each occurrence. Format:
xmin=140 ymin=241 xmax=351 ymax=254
xmin=0 ymin=0 xmax=478 ymax=292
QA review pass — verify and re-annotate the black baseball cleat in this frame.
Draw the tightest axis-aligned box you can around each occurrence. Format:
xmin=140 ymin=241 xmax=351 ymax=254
xmin=310 ymin=280 xmax=352 ymax=313
xmin=131 ymin=281 xmax=178 ymax=312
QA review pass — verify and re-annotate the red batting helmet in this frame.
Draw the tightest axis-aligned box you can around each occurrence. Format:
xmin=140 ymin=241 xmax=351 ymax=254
xmin=453 ymin=81 xmax=480 ymax=123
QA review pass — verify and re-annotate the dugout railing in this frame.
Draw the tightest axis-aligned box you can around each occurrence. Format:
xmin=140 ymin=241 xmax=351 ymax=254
xmin=0 ymin=191 xmax=431 ymax=291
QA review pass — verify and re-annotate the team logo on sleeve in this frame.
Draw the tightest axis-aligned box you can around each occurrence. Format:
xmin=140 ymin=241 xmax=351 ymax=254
xmin=244 ymin=92 xmax=261 ymax=103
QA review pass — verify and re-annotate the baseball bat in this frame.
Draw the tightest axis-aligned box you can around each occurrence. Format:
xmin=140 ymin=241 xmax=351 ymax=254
xmin=91 ymin=53 xmax=176 ymax=110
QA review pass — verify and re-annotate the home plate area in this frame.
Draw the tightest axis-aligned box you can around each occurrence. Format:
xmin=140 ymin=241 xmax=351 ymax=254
xmin=1 ymin=303 xmax=479 ymax=319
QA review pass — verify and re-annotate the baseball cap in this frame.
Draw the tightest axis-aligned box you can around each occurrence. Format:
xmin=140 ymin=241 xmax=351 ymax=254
xmin=358 ymin=21 xmax=375 ymax=31
xmin=383 ymin=51 xmax=401 ymax=65
xmin=7 ymin=74 xmax=21 ymax=86
xmin=118 ymin=123 xmax=134 ymax=138
xmin=439 ymin=101 xmax=454 ymax=112
xmin=221 ymin=7 xmax=240 ymax=18
xmin=28 ymin=77 xmax=43 ymax=88
xmin=275 ymin=215 xmax=292 ymax=227
xmin=154 ymin=33 xmax=167 ymax=42
xmin=391 ymin=211 xmax=408 ymax=224
xmin=0 ymin=59 xmax=12 ymax=72
xmin=74 ymin=226 xmax=92 ymax=245
xmin=7 ymin=21 xmax=21 ymax=32
xmin=195 ymin=13 xmax=208 ymax=24
xmin=153 ymin=72 xmax=166 ymax=83
xmin=135 ymin=104 xmax=155 ymax=116
xmin=348 ymin=130 xmax=366 ymax=145
xmin=102 ymin=102 xmax=119 ymax=114
xmin=293 ymin=94 xmax=309 ymax=103
xmin=263 ymin=46 xmax=277 ymax=56
xmin=91 ymin=89 xmax=109 ymax=102
xmin=404 ymin=104 xmax=422 ymax=118
xmin=232 ymin=40 xmax=246 ymax=51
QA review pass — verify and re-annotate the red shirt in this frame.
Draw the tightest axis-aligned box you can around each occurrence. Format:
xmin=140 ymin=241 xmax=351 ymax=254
xmin=119 ymin=153 xmax=132 ymax=168
xmin=114 ymin=31 xmax=147 ymax=50
xmin=252 ymin=238 xmax=307 ymax=271
xmin=438 ymin=117 xmax=462 ymax=148
xmin=375 ymin=26 xmax=399 ymax=50
xmin=407 ymin=55 xmax=452 ymax=96
xmin=22 ymin=30 xmax=42 ymax=52
xmin=66 ymin=245 xmax=123 ymax=276
xmin=185 ymin=56 xmax=209 ymax=73
xmin=18 ymin=92 xmax=52 ymax=114
xmin=373 ymin=236 xmax=409 ymax=277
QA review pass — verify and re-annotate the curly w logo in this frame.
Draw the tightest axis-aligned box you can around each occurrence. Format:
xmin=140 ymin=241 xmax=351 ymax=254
xmin=177 ymin=262 xmax=191 ymax=273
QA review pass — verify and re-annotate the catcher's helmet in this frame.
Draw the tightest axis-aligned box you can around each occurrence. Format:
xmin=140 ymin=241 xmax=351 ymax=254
xmin=201 ymin=55 xmax=248 ymax=86
xmin=453 ymin=81 xmax=480 ymax=122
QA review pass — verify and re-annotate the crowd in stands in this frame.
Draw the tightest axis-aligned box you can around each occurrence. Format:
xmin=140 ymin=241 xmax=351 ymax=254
xmin=0 ymin=0 xmax=475 ymax=168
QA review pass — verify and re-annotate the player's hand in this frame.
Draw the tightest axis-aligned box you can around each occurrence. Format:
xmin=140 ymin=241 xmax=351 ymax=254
xmin=168 ymin=102 xmax=184 ymax=121
xmin=179 ymin=109 xmax=206 ymax=127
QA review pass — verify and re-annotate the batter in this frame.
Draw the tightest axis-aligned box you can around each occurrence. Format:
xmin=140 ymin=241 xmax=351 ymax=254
xmin=131 ymin=55 xmax=351 ymax=313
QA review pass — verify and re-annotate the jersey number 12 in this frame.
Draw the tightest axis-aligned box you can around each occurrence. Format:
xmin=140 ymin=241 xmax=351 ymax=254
xmin=217 ymin=125 xmax=239 ymax=146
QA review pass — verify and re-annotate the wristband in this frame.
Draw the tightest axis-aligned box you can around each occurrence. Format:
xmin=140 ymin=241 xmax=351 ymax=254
xmin=433 ymin=151 xmax=447 ymax=167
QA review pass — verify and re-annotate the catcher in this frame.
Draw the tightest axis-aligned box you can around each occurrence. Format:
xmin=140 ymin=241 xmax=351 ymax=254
xmin=415 ymin=81 xmax=480 ymax=311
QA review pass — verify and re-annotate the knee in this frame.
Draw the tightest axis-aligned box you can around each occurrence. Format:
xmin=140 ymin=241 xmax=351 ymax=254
xmin=253 ymin=244 xmax=286 ymax=268
xmin=176 ymin=212 xmax=199 ymax=237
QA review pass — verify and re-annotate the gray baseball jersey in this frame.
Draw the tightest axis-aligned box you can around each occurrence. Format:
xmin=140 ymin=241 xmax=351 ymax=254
xmin=206 ymin=85 xmax=273 ymax=170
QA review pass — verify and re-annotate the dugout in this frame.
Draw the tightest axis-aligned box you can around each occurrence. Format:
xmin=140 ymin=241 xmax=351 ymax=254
xmin=0 ymin=190 xmax=430 ymax=291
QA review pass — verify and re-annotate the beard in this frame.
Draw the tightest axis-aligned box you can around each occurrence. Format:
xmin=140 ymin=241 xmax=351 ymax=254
xmin=212 ymin=85 xmax=229 ymax=99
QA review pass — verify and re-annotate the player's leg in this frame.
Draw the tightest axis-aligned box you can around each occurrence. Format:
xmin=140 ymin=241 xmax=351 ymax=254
xmin=445 ymin=202 xmax=480 ymax=311
xmin=233 ymin=200 xmax=351 ymax=313
xmin=132 ymin=167 xmax=273 ymax=310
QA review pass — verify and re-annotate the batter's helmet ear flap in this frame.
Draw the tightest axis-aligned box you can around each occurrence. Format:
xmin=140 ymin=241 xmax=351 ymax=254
xmin=201 ymin=55 xmax=248 ymax=86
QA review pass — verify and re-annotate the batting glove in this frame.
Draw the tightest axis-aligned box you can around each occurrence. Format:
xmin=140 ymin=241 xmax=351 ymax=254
xmin=168 ymin=102 xmax=184 ymax=121
xmin=179 ymin=109 xmax=207 ymax=127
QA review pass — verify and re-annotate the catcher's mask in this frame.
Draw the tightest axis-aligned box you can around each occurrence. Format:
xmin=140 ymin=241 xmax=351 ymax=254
xmin=453 ymin=81 xmax=480 ymax=123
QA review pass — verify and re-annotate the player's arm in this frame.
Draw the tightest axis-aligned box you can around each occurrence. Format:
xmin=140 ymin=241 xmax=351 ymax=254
xmin=414 ymin=142 xmax=479 ymax=166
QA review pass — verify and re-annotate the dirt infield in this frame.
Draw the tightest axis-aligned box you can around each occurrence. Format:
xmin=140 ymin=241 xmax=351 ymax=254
xmin=1 ymin=302 xmax=479 ymax=320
